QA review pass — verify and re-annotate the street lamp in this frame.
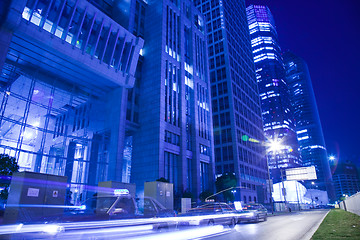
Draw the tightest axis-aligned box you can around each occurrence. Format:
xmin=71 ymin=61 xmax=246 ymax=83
xmin=231 ymin=189 xmax=237 ymax=202
xmin=267 ymin=138 xmax=287 ymax=211
xmin=265 ymin=138 xmax=287 ymax=213
xmin=268 ymin=140 xmax=283 ymax=153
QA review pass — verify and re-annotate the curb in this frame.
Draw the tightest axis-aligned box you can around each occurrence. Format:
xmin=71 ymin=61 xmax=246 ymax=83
xmin=299 ymin=210 xmax=330 ymax=240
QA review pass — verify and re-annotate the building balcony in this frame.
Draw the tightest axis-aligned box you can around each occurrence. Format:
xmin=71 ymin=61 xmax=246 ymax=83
xmin=3 ymin=0 xmax=144 ymax=94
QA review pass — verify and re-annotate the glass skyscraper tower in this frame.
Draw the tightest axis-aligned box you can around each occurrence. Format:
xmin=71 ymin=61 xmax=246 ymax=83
xmin=129 ymin=0 xmax=215 ymax=200
xmin=283 ymin=51 xmax=335 ymax=199
xmin=194 ymin=0 xmax=268 ymax=203
xmin=247 ymin=5 xmax=301 ymax=183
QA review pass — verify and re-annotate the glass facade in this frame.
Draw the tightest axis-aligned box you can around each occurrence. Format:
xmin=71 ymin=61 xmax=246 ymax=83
xmin=332 ymin=162 xmax=360 ymax=200
xmin=283 ymin=51 xmax=334 ymax=199
xmin=0 ymin=67 xmax=114 ymax=204
xmin=247 ymin=5 xmax=300 ymax=184
xmin=130 ymin=0 xmax=214 ymax=199
xmin=194 ymin=0 xmax=268 ymax=203
xmin=0 ymin=0 xmax=143 ymax=205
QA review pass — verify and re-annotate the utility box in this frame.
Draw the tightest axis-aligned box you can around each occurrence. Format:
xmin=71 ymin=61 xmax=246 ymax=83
xmin=181 ymin=198 xmax=191 ymax=213
xmin=144 ymin=181 xmax=173 ymax=210
xmin=98 ymin=181 xmax=136 ymax=198
xmin=4 ymin=171 xmax=67 ymax=224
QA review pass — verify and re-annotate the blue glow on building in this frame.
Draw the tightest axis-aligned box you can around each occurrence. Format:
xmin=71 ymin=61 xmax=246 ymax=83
xmin=194 ymin=0 xmax=268 ymax=203
xmin=0 ymin=0 xmax=144 ymax=205
xmin=130 ymin=0 xmax=214 ymax=200
xmin=283 ymin=51 xmax=335 ymax=200
xmin=247 ymin=5 xmax=301 ymax=183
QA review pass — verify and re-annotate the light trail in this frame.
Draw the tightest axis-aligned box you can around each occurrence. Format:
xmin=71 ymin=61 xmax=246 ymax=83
xmin=123 ymin=225 xmax=230 ymax=240
xmin=0 ymin=213 xmax=240 ymax=239
xmin=5 ymin=204 xmax=85 ymax=209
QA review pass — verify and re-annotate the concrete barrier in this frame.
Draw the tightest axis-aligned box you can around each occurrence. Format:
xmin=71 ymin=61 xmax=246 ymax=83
xmin=339 ymin=192 xmax=360 ymax=216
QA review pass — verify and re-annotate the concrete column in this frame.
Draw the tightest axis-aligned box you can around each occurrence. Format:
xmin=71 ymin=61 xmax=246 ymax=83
xmin=65 ymin=141 xmax=76 ymax=183
xmin=106 ymin=86 xmax=127 ymax=182
xmin=87 ymin=133 xmax=101 ymax=186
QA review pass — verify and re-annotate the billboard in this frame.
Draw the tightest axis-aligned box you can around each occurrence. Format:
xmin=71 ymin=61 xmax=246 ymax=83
xmin=285 ymin=166 xmax=317 ymax=181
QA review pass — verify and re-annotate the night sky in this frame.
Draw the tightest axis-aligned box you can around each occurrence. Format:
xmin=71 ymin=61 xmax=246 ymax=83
xmin=246 ymin=0 xmax=360 ymax=165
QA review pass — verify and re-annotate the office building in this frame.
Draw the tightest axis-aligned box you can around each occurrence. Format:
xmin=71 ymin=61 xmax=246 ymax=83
xmin=194 ymin=0 xmax=268 ymax=203
xmin=332 ymin=161 xmax=360 ymax=200
xmin=0 ymin=0 xmax=217 ymax=203
xmin=0 ymin=0 xmax=144 ymax=204
xmin=129 ymin=0 xmax=215 ymax=199
xmin=247 ymin=5 xmax=300 ymax=183
xmin=283 ymin=51 xmax=334 ymax=199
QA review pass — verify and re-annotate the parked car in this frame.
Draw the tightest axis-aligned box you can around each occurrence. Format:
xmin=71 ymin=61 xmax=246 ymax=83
xmin=178 ymin=202 xmax=237 ymax=228
xmin=236 ymin=203 xmax=268 ymax=223
xmin=42 ymin=190 xmax=176 ymax=223
xmin=13 ymin=191 xmax=176 ymax=238
xmin=138 ymin=196 xmax=177 ymax=218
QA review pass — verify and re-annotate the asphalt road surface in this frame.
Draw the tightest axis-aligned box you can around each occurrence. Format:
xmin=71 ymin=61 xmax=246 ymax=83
xmin=1 ymin=209 xmax=329 ymax=240
xmin=207 ymin=209 xmax=329 ymax=240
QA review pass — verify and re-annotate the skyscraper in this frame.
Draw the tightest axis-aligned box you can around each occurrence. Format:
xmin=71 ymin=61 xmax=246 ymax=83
xmin=129 ymin=0 xmax=215 ymax=200
xmin=283 ymin=51 xmax=335 ymax=199
xmin=331 ymin=161 xmax=360 ymax=200
xmin=194 ymin=0 xmax=268 ymax=203
xmin=0 ymin=0 xmax=215 ymax=204
xmin=0 ymin=0 xmax=143 ymax=203
xmin=247 ymin=5 xmax=301 ymax=183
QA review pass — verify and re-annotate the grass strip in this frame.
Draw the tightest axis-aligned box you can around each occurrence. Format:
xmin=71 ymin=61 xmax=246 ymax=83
xmin=312 ymin=209 xmax=360 ymax=239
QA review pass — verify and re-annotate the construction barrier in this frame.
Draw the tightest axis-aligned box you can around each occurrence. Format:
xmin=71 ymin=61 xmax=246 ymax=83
xmin=339 ymin=192 xmax=360 ymax=216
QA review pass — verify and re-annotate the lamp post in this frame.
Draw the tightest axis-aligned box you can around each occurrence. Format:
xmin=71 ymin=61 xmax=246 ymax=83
xmin=280 ymin=168 xmax=288 ymax=211
xmin=265 ymin=166 xmax=274 ymax=214
xmin=295 ymin=180 xmax=301 ymax=211
xmin=266 ymin=139 xmax=286 ymax=213
xmin=342 ymin=194 xmax=349 ymax=211
xmin=311 ymin=181 xmax=315 ymax=208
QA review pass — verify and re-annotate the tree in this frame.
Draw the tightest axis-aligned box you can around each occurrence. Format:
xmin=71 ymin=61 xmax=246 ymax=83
xmin=182 ymin=190 xmax=194 ymax=199
xmin=156 ymin=177 xmax=170 ymax=183
xmin=215 ymin=172 xmax=237 ymax=202
xmin=0 ymin=154 xmax=19 ymax=201
xmin=199 ymin=190 xmax=214 ymax=202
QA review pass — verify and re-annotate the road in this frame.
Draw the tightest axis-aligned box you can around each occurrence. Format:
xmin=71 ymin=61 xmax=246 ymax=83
xmin=207 ymin=209 xmax=329 ymax=240
xmin=2 ymin=209 xmax=329 ymax=240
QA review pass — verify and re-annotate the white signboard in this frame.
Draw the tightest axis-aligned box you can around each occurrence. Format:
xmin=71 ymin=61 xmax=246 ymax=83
xmin=286 ymin=166 xmax=317 ymax=181
xmin=27 ymin=188 xmax=39 ymax=197
xmin=234 ymin=201 xmax=242 ymax=211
